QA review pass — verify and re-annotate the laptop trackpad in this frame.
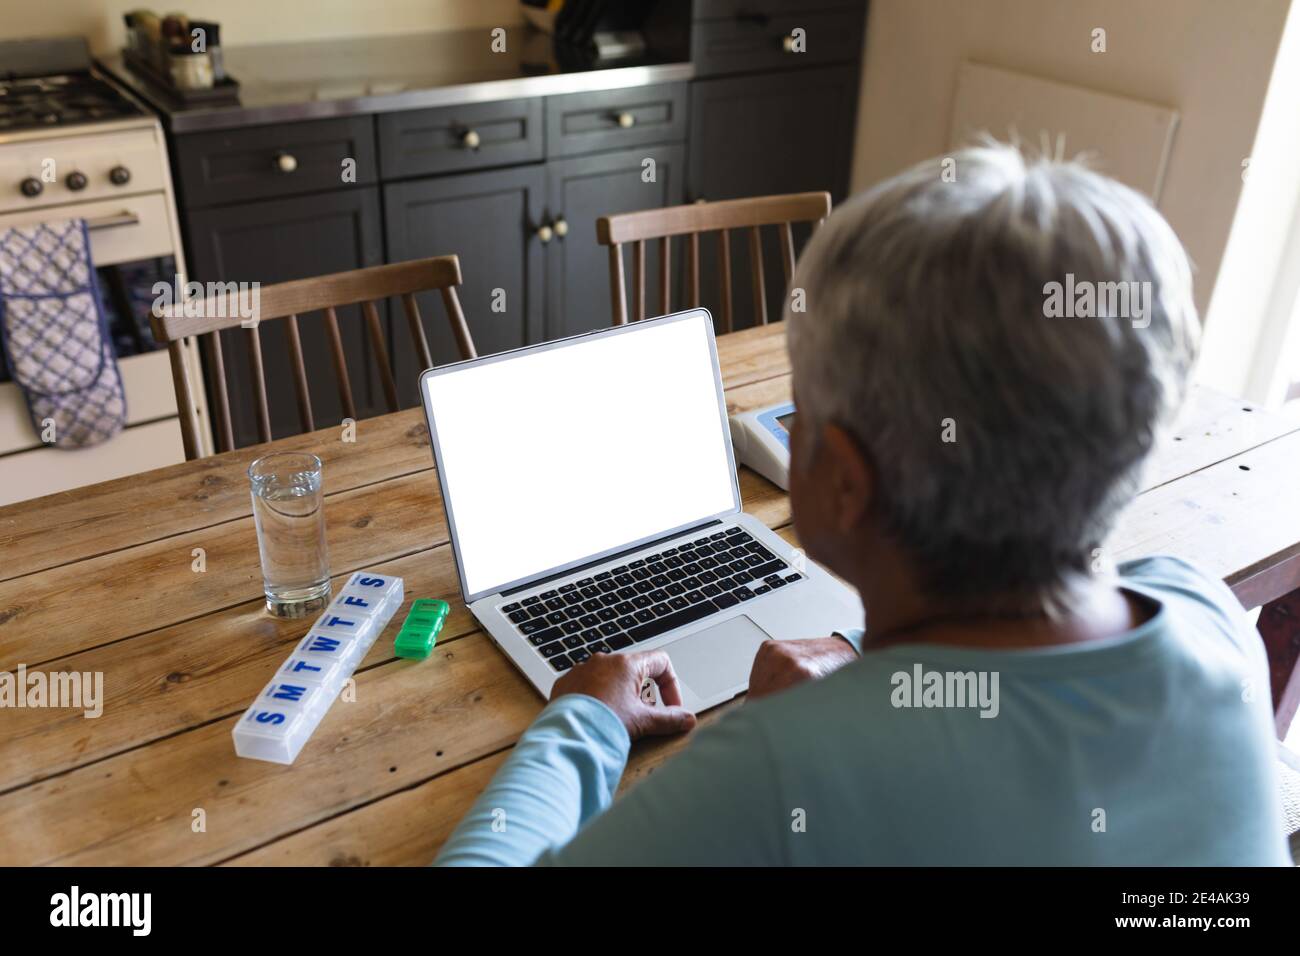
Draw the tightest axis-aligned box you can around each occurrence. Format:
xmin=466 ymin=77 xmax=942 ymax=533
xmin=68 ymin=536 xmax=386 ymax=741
xmin=663 ymin=615 xmax=771 ymax=710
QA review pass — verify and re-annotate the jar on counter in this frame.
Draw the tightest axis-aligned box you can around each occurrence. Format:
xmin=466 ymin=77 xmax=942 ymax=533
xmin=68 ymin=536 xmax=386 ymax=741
xmin=169 ymin=47 xmax=214 ymax=91
xmin=189 ymin=20 xmax=226 ymax=82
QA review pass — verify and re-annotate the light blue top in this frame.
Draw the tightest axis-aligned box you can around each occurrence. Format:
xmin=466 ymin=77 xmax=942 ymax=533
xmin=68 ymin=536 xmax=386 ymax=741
xmin=435 ymin=556 xmax=1290 ymax=865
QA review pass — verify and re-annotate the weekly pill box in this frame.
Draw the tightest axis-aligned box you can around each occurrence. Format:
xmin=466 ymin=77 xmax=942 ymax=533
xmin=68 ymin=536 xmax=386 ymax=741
xmin=233 ymin=571 xmax=404 ymax=764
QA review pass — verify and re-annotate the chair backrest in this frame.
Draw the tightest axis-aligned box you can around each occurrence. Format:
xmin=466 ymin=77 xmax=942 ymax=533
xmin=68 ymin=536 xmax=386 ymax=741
xmin=595 ymin=191 xmax=831 ymax=331
xmin=151 ymin=255 xmax=475 ymax=459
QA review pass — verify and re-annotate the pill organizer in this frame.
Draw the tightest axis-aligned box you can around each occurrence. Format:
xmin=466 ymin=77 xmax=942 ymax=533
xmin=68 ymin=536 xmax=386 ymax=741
xmin=233 ymin=571 xmax=404 ymax=764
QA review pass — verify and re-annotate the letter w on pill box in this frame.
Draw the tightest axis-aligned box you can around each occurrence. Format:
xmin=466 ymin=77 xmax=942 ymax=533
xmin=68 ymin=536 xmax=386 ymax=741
xmin=234 ymin=571 xmax=404 ymax=764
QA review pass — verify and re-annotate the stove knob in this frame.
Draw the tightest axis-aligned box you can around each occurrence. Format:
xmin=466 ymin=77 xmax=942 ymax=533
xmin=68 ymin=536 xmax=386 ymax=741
xmin=20 ymin=177 xmax=43 ymax=198
xmin=109 ymin=165 xmax=131 ymax=186
xmin=66 ymin=171 xmax=88 ymax=191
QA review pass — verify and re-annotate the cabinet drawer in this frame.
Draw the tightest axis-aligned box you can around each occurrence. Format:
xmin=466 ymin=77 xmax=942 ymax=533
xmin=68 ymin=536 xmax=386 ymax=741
xmin=174 ymin=116 xmax=377 ymax=208
xmin=378 ymin=98 xmax=543 ymax=179
xmin=691 ymin=7 xmax=865 ymax=77
xmin=545 ymin=83 xmax=687 ymax=158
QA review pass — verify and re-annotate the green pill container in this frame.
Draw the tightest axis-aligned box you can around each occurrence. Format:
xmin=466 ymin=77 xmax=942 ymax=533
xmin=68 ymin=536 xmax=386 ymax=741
xmin=393 ymin=599 xmax=450 ymax=660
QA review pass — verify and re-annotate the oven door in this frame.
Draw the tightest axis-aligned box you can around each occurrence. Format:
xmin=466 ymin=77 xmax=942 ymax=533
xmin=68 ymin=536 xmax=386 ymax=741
xmin=0 ymin=195 xmax=189 ymax=504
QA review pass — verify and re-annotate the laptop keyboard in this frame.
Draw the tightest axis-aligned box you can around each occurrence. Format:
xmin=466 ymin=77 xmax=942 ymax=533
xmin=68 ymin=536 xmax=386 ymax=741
xmin=497 ymin=526 xmax=803 ymax=672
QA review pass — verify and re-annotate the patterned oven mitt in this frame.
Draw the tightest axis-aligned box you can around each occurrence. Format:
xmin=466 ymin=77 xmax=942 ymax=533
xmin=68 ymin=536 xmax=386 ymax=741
xmin=0 ymin=219 xmax=126 ymax=448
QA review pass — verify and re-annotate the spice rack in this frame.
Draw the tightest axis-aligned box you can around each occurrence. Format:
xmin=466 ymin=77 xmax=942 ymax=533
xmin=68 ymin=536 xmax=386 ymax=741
xmin=121 ymin=9 xmax=240 ymax=106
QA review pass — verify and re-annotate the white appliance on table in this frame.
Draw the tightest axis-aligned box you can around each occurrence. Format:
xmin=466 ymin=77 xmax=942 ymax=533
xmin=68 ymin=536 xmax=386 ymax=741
xmin=0 ymin=37 xmax=207 ymax=506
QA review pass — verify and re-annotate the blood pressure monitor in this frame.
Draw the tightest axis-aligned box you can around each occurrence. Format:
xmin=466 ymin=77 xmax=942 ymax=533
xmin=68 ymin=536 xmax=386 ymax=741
xmin=728 ymin=401 xmax=794 ymax=490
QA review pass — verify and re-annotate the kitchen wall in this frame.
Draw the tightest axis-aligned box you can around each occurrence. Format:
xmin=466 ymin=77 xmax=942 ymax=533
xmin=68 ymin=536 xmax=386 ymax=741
xmin=849 ymin=0 xmax=1293 ymax=320
xmin=0 ymin=0 xmax=524 ymax=53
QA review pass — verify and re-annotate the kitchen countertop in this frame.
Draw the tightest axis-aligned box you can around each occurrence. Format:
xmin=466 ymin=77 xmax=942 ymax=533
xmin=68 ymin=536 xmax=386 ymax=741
xmin=98 ymin=26 xmax=694 ymax=134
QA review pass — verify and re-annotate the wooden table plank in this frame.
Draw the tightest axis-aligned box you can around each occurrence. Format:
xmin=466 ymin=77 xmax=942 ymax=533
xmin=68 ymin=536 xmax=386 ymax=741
xmin=1148 ymin=390 xmax=1297 ymax=489
xmin=0 ymin=324 xmax=789 ymax=583
xmin=1114 ymin=427 xmax=1300 ymax=601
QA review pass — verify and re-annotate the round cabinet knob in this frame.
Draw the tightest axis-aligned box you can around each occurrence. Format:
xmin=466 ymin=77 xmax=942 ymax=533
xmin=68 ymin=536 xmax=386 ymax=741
xmin=462 ymin=129 xmax=481 ymax=150
xmin=109 ymin=165 xmax=131 ymax=186
xmin=782 ymin=34 xmax=797 ymax=52
xmin=537 ymin=223 xmax=554 ymax=244
xmin=66 ymin=170 xmax=88 ymax=191
xmin=553 ymin=217 xmax=568 ymax=238
xmin=616 ymin=111 xmax=635 ymax=129
xmin=20 ymin=177 xmax=43 ymax=198
xmin=274 ymin=153 xmax=298 ymax=173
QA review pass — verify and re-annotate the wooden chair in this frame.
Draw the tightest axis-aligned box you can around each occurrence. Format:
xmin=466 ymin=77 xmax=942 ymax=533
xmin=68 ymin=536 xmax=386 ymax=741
xmin=151 ymin=255 xmax=475 ymax=459
xmin=595 ymin=191 xmax=831 ymax=330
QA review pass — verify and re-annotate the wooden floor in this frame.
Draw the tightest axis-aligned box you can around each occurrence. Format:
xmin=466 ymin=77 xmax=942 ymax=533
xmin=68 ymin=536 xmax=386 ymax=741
xmin=1 ymin=322 xmax=1298 ymax=866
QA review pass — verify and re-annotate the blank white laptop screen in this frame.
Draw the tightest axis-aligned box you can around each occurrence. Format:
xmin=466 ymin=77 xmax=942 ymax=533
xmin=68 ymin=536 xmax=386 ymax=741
xmin=425 ymin=312 xmax=738 ymax=600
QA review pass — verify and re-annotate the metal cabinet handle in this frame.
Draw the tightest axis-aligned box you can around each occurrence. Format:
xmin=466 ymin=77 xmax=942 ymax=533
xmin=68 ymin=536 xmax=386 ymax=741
xmin=86 ymin=211 xmax=141 ymax=231
xmin=553 ymin=217 xmax=568 ymax=238
xmin=462 ymin=129 xmax=482 ymax=150
xmin=781 ymin=34 xmax=797 ymax=52
xmin=274 ymin=153 xmax=298 ymax=173
xmin=615 ymin=111 xmax=635 ymax=129
xmin=537 ymin=223 xmax=554 ymax=243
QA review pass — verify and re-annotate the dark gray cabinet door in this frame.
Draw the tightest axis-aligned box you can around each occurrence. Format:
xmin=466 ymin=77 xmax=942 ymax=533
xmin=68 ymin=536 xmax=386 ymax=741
xmin=687 ymin=65 xmax=858 ymax=330
xmin=186 ymin=187 xmax=385 ymax=448
xmin=545 ymin=144 xmax=686 ymax=341
xmin=384 ymin=164 xmax=545 ymax=407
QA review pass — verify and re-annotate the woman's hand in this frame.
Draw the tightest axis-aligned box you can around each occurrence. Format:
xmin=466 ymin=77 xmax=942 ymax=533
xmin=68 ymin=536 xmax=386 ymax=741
xmin=551 ymin=650 xmax=697 ymax=741
xmin=747 ymin=636 xmax=859 ymax=700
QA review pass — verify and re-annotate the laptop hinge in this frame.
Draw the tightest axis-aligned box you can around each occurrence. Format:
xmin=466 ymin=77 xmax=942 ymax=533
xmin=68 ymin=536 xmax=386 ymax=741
xmin=501 ymin=519 xmax=725 ymax=596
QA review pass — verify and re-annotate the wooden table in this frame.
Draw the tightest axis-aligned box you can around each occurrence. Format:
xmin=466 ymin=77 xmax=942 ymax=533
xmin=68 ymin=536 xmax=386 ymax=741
xmin=3 ymin=323 xmax=1300 ymax=866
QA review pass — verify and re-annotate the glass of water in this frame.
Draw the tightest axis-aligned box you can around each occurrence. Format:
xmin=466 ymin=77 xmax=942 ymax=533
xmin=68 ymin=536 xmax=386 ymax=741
xmin=248 ymin=452 xmax=331 ymax=618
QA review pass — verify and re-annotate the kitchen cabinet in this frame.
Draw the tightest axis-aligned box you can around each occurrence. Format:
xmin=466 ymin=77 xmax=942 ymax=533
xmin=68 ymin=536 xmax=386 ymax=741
xmin=185 ymin=187 xmax=386 ymax=447
xmin=687 ymin=64 xmax=859 ymax=330
xmin=384 ymin=165 xmax=546 ymax=408
xmin=384 ymin=144 xmax=685 ymax=369
xmin=546 ymin=144 xmax=686 ymax=340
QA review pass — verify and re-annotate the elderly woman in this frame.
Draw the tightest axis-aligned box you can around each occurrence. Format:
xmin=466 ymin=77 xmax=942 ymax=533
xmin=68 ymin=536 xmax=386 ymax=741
xmin=435 ymin=144 xmax=1289 ymax=866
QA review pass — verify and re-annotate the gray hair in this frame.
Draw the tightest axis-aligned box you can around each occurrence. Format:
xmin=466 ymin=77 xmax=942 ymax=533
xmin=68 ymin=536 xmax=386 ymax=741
xmin=786 ymin=143 xmax=1199 ymax=609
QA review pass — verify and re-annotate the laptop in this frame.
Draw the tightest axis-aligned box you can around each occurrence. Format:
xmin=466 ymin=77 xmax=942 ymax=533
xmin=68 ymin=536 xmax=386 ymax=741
xmin=419 ymin=308 xmax=864 ymax=712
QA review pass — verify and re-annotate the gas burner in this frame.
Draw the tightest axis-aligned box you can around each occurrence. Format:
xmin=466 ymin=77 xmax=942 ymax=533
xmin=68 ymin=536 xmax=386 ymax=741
xmin=0 ymin=71 xmax=143 ymax=132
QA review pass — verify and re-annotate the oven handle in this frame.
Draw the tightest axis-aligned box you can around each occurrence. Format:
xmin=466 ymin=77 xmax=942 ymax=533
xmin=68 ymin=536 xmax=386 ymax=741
xmin=85 ymin=211 xmax=141 ymax=231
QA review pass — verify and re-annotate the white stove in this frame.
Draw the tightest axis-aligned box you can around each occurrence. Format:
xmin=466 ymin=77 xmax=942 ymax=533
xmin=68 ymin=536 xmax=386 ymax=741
xmin=0 ymin=38 xmax=207 ymax=505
